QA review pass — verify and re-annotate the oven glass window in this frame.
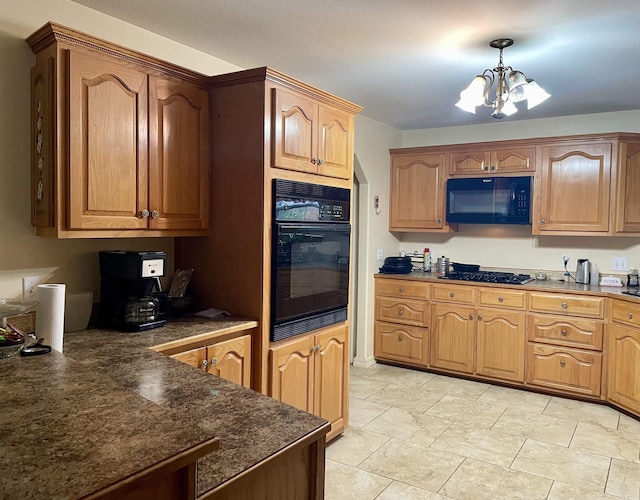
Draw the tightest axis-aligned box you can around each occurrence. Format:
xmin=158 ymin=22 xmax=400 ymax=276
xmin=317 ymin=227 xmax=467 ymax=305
xmin=273 ymin=224 xmax=350 ymax=326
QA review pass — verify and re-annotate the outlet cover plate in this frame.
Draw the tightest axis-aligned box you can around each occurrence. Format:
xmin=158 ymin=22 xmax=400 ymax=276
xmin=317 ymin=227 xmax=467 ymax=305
xmin=612 ymin=257 xmax=629 ymax=272
xmin=22 ymin=276 xmax=39 ymax=299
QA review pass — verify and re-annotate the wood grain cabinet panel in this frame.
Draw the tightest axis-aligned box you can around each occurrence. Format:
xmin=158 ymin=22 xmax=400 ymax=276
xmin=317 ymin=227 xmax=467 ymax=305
xmin=431 ymin=284 xmax=475 ymax=305
xmin=272 ymin=88 xmax=353 ymax=180
xmin=374 ymin=321 xmax=428 ymax=366
xmin=476 ymin=309 xmax=526 ymax=382
xmin=477 ymin=288 xmax=526 ymax=310
xmin=269 ymin=323 xmax=348 ymax=441
xmin=448 ymin=146 xmax=535 ymax=176
xmin=615 ymin=141 xmax=640 ymax=233
xmin=430 ymin=303 xmax=475 ymax=373
xmin=607 ymin=323 xmax=640 ymax=414
xmin=528 ymin=292 xmax=605 ymax=319
xmin=528 ymin=315 xmax=603 ymax=350
xmin=536 ymin=142 xmax=612 ymax=233
xmin=611 ymin=298 xmax=640 ymax=328
xmin=389 ymin=153 xmax=449 ymax=232
xmin=526 ymin=344 xmax=602 ymax=396
xmin=207 ymin=335 xmax=252 ymax=388
xmin=376 ymin=278 xmax=430 ymax=300
xmin=375 ymin=297 xmax=430 ymax=327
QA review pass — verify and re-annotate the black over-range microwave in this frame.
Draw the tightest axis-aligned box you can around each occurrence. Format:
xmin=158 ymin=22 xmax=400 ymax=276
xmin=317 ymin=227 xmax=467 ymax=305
xmin=446 ymin=176 xmax=532 ymax=225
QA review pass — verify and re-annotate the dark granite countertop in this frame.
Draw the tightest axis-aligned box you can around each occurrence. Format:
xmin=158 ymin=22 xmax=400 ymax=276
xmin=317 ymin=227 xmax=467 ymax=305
xmin=0 ymin=318 xmax=328 ymax=499
xmin=376 ymin=271 xmax=639 ymax=299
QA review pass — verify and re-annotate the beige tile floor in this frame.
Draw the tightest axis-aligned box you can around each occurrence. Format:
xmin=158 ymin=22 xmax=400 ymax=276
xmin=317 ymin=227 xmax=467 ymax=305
xmin=325 ymin=363 xmax=640 ymax=500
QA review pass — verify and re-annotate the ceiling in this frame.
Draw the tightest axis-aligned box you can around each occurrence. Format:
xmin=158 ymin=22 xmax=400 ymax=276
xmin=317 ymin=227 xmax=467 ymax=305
xmin=70 ymin=0 xmax=640 ymax=130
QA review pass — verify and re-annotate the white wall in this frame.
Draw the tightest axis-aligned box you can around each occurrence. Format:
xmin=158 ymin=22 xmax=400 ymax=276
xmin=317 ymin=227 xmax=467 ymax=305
xmin=352 ymin=115 xmax=402 ymax=366
xmin=0 ymin=0 xmax=241 ymax=299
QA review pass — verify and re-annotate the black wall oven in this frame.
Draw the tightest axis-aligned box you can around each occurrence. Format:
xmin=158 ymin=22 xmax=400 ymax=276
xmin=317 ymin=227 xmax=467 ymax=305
xmin=271 ymin=179 xmax=351 ymax=342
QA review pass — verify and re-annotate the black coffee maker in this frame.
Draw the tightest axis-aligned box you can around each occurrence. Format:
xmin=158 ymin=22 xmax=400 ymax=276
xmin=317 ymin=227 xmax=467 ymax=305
xmin=99 ymin=250 xmax=167 ymax=331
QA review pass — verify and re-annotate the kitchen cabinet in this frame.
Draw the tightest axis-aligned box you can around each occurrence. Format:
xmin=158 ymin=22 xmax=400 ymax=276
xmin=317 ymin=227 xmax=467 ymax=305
xmin=608 ymin=300 xmax=640 ymax=414
xmin=430 ymin=303 xmax=475 ymax=373
xmin=614 ymin=139 xmax=640 ymax=233
xmin=27 ymin=22 xmax=210 ymax=237
xmin=535 ymin=141 xmax=612 ymax=234
xmin=273 ymin=87 xmax=354 ymax=180
xmin=388 ymin=152 xmax=451 ymax=232
xmin=170 ymin=334 xmax=252 ymax=388
xmin=448 ymin=145 xmax=536 ymax=176
xmin=526 ymin=291 xmax=605 ymax=396
xmin=374 ymin=277 xmax=430 ymax=366
xmin=269 ymin=322 xmax=348 ymax=441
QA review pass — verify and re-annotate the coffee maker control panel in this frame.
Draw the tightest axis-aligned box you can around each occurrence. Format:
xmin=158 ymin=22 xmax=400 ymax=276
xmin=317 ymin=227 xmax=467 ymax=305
xmin=142 ymin=259 xmax=164 ymax=277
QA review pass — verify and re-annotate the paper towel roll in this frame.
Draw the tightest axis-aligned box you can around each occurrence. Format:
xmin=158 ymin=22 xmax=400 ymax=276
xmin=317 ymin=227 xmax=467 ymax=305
xmin=36 ymin=284 xmax=66 ymax=353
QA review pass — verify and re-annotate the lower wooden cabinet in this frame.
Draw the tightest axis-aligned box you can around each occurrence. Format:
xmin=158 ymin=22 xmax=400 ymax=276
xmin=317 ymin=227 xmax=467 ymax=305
xmin=269 ymin=323 xmax=348 ymax=441
xmin=526 ymin=344 xmax=602 ymax=396
xmin=374 ymin=321 xmax=428 ymax=366
xmin=430 ymin=304 xmax=475 ymax=373
xmin=476 ymin=309 xmax=526 ymax=382
xmin=608 ymin=323 xmax=640 ymax=414
xmin=171 ymin=334 xmax=252 ymax=388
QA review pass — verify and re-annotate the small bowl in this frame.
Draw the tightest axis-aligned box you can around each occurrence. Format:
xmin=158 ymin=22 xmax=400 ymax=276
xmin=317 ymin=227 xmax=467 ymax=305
xmin=0 ymin=342 xmax=24 ymax=359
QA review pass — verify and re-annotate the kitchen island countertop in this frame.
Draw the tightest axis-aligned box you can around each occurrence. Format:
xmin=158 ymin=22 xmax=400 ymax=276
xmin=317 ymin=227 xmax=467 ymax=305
xmin=0 ymin=318 xmax=328 ymax=498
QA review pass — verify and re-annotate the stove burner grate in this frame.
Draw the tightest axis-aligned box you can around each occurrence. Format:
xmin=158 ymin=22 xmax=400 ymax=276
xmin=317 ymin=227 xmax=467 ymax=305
xmin=440 ymin=271 xmax=534 ymax=285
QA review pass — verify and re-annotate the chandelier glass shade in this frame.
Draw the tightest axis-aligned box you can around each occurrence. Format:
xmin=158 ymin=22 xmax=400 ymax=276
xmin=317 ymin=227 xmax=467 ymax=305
xmin=456 ymin=38 xmax=550 ymax=120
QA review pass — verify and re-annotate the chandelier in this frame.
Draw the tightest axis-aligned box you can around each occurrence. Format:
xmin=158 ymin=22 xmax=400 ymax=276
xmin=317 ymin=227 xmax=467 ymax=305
xmin=455 ymin=38 xmax=550 ymax=120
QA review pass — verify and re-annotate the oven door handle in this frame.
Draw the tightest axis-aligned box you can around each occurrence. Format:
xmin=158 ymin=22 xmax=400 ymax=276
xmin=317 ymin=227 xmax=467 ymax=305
xmin=276 ymin=223 xmax=351 ymax=234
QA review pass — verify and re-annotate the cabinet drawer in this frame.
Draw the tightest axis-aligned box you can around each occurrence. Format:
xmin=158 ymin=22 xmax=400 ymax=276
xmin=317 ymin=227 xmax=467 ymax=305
xmin=527 ymin=315 xmax=603 ymax=351
xmin=374 ymin=321 xmax=428 ymax=365
xmin=431 ymin=284 xmax=475 ymax=305
xmin=376 ymin=278 xmax=430 ymax=300
xmin=526 ymin=344 xmax=602 ymax=396
xmin=477 ymin=288 xmax=526 ymax=310
xmin=528 ymin=292 xmax=605 ymax=319
xmin=611 ymin=298 xmax=640 ymax=328
xmin=375 ymin=297 xmax=429 ymax=326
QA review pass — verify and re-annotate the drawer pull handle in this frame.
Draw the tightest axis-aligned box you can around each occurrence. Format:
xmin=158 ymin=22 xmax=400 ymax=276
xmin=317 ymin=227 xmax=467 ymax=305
xmin=468 ymin=314 xmax=473 ymax=320
xmin=398 ymin=310 xmax=404 ymax=316
xmin=200 ymin=359 xmax=208 ymax=369
xmin=561 ymin=329 xmax=568 ymax=336
xmin=561 ymin=302 xmax=568 ymax=309
xmin=628 ymin=312 xmax=633 ymax=319
xmin=477 ymin=315 xmax=483 ymax=321
xmin=399 ymin=287 xmax=404 ymax=293
xmin=450 ymin=292 xmax=455 ymax=298
xmin=398 ymin=335 xmax=403 ymax=342
xmin=560 ymin=360 xmax=566 ymax=368
xmin=210 ymin=357 xmax=218 ymax=366
xmin=498 ymin=296 xmax=504 ymax=303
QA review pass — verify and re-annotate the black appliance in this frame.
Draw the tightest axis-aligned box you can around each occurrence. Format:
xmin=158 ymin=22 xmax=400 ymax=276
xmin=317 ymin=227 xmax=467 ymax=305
xmin=622 ymin=290 xmax=640 ymax=297
xmin=99 ymin=250 xmax=167 ymax=331
xmin=446 ymin=176 xmax=532 ymax=224
xmin=440 ymin=270 xmax=534 ymax=285
xmin=271 ymin=179 xmax=350 ymax=342
xmin=379 ymin=256 xmax=412 ymax=274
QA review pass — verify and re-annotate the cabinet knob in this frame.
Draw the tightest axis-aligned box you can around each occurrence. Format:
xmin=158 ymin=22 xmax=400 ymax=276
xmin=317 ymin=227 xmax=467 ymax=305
xmin=200 ymin=359 xmax=208 ymax=369
xmin=561 ymin=329 xmax=568 ymax=336
xmin=498 ymin=296 xmax=504 ymax=303
xmin=482 ymin=165 xmax=488 ymax=171
xmin=490 ymin=166 xmax=496 ymax=172
xmin=151 ymin=210 xmax=159 ymax=219
xmin=210 ymin=357 xmax=218 ymax=366
xmin=399 ymin=287 xmax=404 ymax=293
xmin=477 ymin=315 xmax=483 ymax=321
xmin=310 ymin=345 xmax=317 ymax=353
xmin=437 ymin=218 xmax=442 ymax=223
xmin=560 ymin=360 xmax=566 ymax=368
xmin=398 ymin=309 xmax=404 ymax=316
xmin=561 ymin=302 xmax=568 ymax=309
xmin=628 ymin=312 xmax=633 ymax=319
xmin=137 ymin=209 xmax=150 ymax=218
xmin=317 ymin=158 xmax=324 ymax=165
xmin=397 ymin=335 xmax=403 ymax=342
xmin=540 ymin=219 xmax=545 ymax=225
xmin=468 ymin=314 xmax=473 ymax=320
xmin=449 ymin=292 xmax=455 ymax=298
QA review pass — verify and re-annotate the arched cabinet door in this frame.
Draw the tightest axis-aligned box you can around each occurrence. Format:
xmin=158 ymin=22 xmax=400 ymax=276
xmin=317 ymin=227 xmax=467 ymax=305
xmin=269 ymin=335 xmax=315 ymax=413
xmin=389 ymin=153 xmax=448 ymax=232
xmin=207 ymin=335 xmax=252 ymax=388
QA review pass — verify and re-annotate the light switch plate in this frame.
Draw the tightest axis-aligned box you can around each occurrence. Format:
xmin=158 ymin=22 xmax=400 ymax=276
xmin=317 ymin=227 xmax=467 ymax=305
xmin=612 ymin=256 xmax=628 ymax=272
xmin=376 ymin=249 xmax=384 ymax=261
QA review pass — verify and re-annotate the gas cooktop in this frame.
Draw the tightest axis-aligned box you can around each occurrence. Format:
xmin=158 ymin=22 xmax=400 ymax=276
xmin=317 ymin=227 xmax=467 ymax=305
xmin=439 ymin=271 xmax=534 ymax=285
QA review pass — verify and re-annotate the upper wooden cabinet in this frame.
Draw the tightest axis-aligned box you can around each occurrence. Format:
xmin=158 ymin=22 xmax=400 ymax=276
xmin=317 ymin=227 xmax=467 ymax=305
xmin=27 ymin=23 xmax=210 ymax=238
xmin=448 ymin=145 xmax=535 ymax=176
xmin=535 ymin=141 xmax=612 ymax=234
xmin=273 ymin=88 xmax=354 ymax=179
xmin=389 ymin=152 xmax=452 ymax=232
xmin=614 ymin=139 xmax=640 ymax=233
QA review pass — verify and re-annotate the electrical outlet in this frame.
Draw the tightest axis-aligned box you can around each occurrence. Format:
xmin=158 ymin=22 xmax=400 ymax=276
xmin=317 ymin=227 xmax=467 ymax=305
xmin=376 ymin=249 xmax=384 ymax=261
xmin=22 ymin=276 xmax=40 ymax=299
xmin=612 ymin=256 xmax=629 ymax=272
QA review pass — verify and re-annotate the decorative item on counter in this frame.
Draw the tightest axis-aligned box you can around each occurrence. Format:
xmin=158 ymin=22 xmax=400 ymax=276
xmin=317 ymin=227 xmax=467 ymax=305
xmin=535 ymin=270 xmax=547 ymax=281
xmin=35 ymin=284 xmax=66 ymax=353
xmin=590 ymin=264 xmax=600 ymax=286
xmin=423 ymin=248 xmax=431 ymax=272
xmin=599 ymin=276 xmax=623 ymax=287
xmin=627 ymin=268 xmax=639 ymax=287
xmin=195 ymin=308 xmax=231 ymax=319
xmin=435 ymin=256 xmax=451 ymax=275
